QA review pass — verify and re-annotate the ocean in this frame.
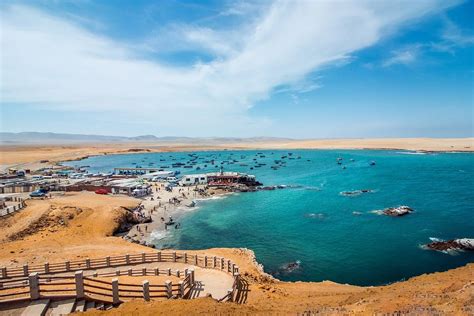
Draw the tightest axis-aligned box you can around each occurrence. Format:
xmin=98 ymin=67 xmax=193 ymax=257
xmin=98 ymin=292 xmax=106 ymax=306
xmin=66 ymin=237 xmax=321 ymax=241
xmin=63 ymin=149 xmax=474 ymax=286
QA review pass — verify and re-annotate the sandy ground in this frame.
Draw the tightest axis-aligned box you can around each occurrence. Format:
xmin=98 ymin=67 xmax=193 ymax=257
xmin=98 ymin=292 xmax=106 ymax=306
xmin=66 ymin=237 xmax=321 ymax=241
xmin=0 ymin=191 xmax=472 ymax=314
xmin=1 ymin=138 xmax=472 ymax=171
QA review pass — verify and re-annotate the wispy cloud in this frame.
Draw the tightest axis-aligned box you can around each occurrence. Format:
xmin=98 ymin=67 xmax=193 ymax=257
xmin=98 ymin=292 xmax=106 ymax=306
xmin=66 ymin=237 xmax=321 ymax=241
xmin=0 ymin=1 xmax=460 ymax=135
xmin=383 ymin=44 xmax=422 ymax=67
xmin=382 ymin=16 xmax=474 ymax=67
xmin=431 ymin=16 xmax=474 ymax=54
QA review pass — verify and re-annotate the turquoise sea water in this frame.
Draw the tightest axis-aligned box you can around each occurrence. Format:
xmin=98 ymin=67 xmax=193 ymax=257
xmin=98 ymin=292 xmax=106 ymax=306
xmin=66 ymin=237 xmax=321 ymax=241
xmin=64 ymin=150 xmax=474 ymax=286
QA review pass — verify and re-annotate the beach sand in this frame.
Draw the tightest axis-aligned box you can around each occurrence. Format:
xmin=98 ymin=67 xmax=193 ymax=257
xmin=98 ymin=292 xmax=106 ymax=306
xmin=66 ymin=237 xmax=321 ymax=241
xmin=122 ymin=183 xmax=229 ymax=246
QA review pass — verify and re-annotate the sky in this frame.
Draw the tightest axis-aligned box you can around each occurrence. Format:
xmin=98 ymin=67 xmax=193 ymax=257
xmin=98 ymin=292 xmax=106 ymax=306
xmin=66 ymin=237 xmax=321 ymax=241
xmin=0 ymin=0 xmax=473 ymax=138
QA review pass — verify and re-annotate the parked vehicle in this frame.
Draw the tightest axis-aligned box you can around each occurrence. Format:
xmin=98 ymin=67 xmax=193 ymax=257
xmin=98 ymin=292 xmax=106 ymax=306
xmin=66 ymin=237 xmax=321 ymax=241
xmin=30 ymin=190 xmax=46 ymax=198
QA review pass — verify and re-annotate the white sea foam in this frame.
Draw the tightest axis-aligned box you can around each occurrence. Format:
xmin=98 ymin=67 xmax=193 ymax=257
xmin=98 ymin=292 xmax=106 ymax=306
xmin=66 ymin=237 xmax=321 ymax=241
xmin=150 ymin=230 xmax=169 ymax=241
xmin=194 ymin=194 xmax=233 ymax=202
xmin=397 ymin=151 xmax=427 ymax=155
xmin=369 ymin=210 xmax=383 ymax=215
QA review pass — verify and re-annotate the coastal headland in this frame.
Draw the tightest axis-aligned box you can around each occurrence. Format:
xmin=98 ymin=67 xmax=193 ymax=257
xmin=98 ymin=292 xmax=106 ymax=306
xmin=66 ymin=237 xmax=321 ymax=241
xmin=0 ymin=139 xmax=473 ymax=314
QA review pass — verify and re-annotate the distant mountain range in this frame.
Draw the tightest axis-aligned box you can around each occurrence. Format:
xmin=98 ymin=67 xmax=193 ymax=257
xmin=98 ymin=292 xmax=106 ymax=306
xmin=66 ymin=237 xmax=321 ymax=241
xmin=0 ymin=132 xmax=293 ymax=144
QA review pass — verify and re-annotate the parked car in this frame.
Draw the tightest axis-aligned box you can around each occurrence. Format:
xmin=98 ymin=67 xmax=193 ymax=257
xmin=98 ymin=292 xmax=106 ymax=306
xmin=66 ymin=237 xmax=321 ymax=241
xmin=30 ymin=190 xmax=46 ymax=198
xmin=95 ymin=189 xmax=108 ymax=195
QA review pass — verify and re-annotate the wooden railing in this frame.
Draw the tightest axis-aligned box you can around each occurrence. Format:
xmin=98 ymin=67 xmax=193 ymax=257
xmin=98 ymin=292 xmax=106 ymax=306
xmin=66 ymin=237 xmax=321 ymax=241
xmin=0 ymin=251 xmax=241 ymax=303
xmin=0 ymin=269 xmax=195 ymax=304
xmin=0 ymin=251 xmax=239 ymax=280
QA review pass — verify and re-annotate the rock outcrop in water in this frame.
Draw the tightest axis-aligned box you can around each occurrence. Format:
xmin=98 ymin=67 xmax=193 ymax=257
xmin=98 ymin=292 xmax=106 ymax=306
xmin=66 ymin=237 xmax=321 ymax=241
xmin=274 ymin=260 xmax=301 ymax=275
xmin=426 ymin=238 xmax=474 ymax=252
xmin=382 ymin=206 xmax=413 ymax=217
xmin=340 ymin=189 xmax=373 ymax=197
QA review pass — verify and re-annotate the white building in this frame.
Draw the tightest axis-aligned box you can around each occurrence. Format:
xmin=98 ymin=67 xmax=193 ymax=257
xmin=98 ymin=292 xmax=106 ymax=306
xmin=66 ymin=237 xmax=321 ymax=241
xmin=179 ymin=174 xmax=207 ymax=186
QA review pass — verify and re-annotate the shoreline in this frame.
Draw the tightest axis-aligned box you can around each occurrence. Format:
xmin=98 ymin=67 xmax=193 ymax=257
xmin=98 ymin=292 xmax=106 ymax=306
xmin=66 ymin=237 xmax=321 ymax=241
xmin=1 ymin=137 xmax=472 ymax=172
xmin=0 ymin=191 xmax=472 ymax=313
xmin=118 ymin=184 xmax=233 ymax=248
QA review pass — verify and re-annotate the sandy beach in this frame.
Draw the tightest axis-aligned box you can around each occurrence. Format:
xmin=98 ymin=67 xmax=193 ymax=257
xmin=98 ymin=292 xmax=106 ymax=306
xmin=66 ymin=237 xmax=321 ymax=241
xmin=1 ymin=137 xmax=472 ymax=172
xmin=121 ymin=183 xmax=230 ymax=247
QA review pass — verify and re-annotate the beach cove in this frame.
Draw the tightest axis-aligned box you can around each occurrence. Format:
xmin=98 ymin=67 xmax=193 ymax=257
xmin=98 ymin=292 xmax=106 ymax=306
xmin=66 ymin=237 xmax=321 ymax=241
xmin=64 ymin=149 xmax=474 ymax=286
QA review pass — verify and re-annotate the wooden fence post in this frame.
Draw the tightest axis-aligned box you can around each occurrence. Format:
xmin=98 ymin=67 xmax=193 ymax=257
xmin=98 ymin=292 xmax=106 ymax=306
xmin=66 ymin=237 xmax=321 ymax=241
xmin=23 ymin=264 xmax=29 ymax=276
xmin=115 ymin=269 xmax=120 ymax=276
xmin=204 ymin=256 xmax=208 ymax=267
xmin=86 ymin=258 xmax=91 ymax=269
xmin=157 ymin=251 xmax=161 ymax=262
xmin=172 ymin=252 xmax=177 ymax=262
xmin=226 ymin=289 xmax=233 ymax=302
xmin=184 ymin=252 xmax=187 ymax=263
xmin=213 ymin=256 xmax=217 ymax=268
xmin=1 ymin=267 xmax=6 ymax=278
xmin=106 ymin=256 xmax=111 ymax=267
xmin=141 ymin=252 xmax=146 ymax=263
xmin=126 ymin=254 xmax=130 ymax=265
xmin=165 ymin=280 xmax=172 ymax=298
xmin=194 ymin=255 xmax=198 ymax=266
xmin=75 ymin=271 xmax=84 ymax=299
xmin=142 ymin=268 xmax=147 ymax=276
xmin=234 ymin=265 xmax=239 ymax=274
xmin=221 ymin=258 xmax=225 ymax=270
xmin=154 ymin=267 xmax=159 ymax=276
xmin=65 ymin=261 xmax=70 ymax=271
xmin=179 ymin=281 xmax=184 ymax=298
xmin=189 ymin=269 xmax=195 ymax=284
xmin=167 ymin=268 xmax=171 ymax=276
xmin=227 ymin=260 xmax=231 ymax=273
xmin=28 ymin=273 xmax=40 ymax=300
xmin=43 ymin=263 xmax=49 ymax=274
xmin=128 ymin=268 xmax=133 ymax=276
xmin=142 ymin=280 xmax=150 ymax=301
xmin=176 ymin=270 xmax=180 ymax=278
xmin=112 ymin=278 xmax=120 ymax=304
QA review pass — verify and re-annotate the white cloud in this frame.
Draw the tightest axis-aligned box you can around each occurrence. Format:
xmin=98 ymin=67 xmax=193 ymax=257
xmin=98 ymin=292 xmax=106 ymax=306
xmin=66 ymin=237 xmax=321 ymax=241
xmin=0 ymin=1 xmax=459 ymax=135
xmin=382 ymin=45 xmax=421 ymax=67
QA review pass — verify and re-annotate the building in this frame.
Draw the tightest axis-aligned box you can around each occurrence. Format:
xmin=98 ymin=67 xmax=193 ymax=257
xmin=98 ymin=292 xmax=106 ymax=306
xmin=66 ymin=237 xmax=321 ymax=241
xmin=179 ymin=174 xmax=208 ymax=186
xmin=178 ymin=172 xmax=261 ymax=187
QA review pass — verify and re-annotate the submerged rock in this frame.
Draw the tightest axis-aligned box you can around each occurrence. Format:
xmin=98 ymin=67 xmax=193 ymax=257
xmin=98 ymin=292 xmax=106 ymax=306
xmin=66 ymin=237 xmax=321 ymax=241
xmin=340 ymin=189 xmax=373 ymax=197
xmin=382 ymin=206 xmax=413 ymax=217
xmin=426 ymin=238 xmax=474 ymax=252
xmin=275 ymin=261 xmax=301 ymax=275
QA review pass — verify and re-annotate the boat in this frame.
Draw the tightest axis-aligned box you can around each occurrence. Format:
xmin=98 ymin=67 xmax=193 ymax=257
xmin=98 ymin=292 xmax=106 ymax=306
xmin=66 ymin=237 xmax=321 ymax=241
xmin=370 ymin=161 xmax=376 ymax=166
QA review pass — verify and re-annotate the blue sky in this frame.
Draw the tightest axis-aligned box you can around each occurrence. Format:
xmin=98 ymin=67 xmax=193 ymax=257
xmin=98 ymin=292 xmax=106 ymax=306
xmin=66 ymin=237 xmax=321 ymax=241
xmin=0 ymin=0 xmax=473 ymax=138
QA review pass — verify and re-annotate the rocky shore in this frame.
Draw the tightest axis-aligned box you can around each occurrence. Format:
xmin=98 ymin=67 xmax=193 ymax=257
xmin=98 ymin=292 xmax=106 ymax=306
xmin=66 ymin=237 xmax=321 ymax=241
xmin=426 ymin=238 xmax=474 ymax=252
xmin=382 ymin=205 xmax=414 ymax=216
